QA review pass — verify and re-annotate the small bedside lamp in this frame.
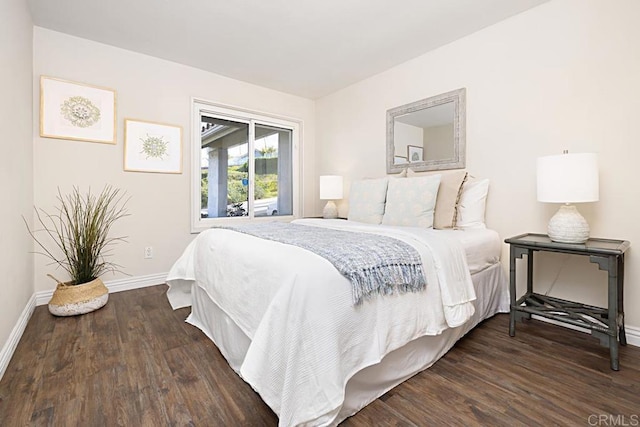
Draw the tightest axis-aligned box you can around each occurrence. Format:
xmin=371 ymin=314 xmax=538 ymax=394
xmin=319 ymin=175 xmax=343 ymax=219
xmin=537 ymin=152 xmax=599 ymax=244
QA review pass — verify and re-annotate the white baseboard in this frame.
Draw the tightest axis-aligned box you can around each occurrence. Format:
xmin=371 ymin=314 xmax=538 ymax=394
xmin=35 ymin=272 xmax=168 ymax=306
xmin=625 ymin=325 xmax=640 ymax=347
xmin=0 ymin=293 xmax=36 ymax=381
xmin=532 ymin=315 xmax=639 ymax=347
xmin=0 ymin=272 xmax=167 ymax=382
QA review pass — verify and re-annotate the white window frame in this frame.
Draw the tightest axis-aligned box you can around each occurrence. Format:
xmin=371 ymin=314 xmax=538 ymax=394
xmin=191 ymin=98 xmax=302 ymax=233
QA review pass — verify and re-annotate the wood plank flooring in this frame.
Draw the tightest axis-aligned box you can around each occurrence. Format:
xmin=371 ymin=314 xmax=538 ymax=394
xmin=1 ymin=284 xmax=638 ymax=426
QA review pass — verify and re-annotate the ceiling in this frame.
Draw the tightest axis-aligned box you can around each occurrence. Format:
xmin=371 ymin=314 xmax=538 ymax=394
xmin=27 ymin=0 xmax=549 ymax=99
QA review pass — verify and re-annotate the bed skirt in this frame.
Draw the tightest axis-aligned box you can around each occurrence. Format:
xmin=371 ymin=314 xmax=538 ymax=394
xmin=186 ymin=262 xmax=509 ymax=425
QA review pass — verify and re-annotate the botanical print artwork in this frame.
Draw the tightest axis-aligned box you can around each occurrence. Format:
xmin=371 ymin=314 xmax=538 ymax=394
xmin=40 ymin=76 xmax=116 ymax=144
xmin=60 ymin=96 xmax=101 ymax=128
xmin=124 ymin=119 xmax=182 ymax=174
xmin=140 ymin=134 xmax=169 ymax=159
xmin=407 ymin=145 xmax=424 ymax=163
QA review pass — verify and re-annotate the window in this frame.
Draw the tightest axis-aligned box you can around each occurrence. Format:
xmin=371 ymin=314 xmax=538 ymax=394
xmin=192 ymin=100 xmax=301 ymax=232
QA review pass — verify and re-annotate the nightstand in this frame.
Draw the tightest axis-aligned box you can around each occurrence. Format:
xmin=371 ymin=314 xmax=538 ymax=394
xmin=505 ymin=233 xmax=630 ymax=370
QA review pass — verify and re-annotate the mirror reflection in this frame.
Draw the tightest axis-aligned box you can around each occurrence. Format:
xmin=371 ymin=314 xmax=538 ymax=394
xmin=386 ymin=88 xmax=465 ymax=173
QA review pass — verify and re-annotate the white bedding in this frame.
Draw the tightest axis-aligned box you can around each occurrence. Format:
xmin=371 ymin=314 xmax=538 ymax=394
xmin=166 ymin=219 xmax=502 ymax=426
xmin=438 ymin=227 xmax=502 ymax=274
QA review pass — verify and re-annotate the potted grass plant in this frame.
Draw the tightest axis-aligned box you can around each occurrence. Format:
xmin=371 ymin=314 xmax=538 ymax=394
xmin=26 ymin=185 xmax=129 ymax=316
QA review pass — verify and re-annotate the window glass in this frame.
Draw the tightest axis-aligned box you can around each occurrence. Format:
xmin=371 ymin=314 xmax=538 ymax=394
xmin=200 ymin=116 xmax=249 ymax=218
xmin=253 ymin=124 xmax=293 ymax=217
xmin=193 ymin=101 xmax=299 ymax=231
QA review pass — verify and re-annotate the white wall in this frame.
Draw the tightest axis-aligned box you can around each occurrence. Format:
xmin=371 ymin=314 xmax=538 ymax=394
xmin=0 ymin=0 xmax=34 ymax=360
xmin=316 ymin=0 xmax=640 ymax=328
xmin=33 ymin=27 xmax=316 ymax=293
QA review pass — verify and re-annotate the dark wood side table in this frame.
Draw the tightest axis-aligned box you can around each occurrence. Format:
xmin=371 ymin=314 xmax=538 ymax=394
xmin=505 ymin=233 xmax=630 ymax=371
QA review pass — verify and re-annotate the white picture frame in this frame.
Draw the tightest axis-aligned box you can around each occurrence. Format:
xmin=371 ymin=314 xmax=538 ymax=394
xmin=124 ymin=119 xmax=183 ymax=174
xmin=407 ymin=145 xmax=424 ymax=163
xmin=40 ymin=76 xmax=116 ymax=144
xmin=394 ymin=155 xmax=408 ymax=165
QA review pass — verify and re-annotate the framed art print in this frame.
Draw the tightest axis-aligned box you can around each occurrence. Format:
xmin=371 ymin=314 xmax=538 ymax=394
xmin=124 ymin=119 xmax=182 ymax=174
xmin=407 ymin=145 xmax=424 ymax=163
xmin=40 ymin=76 xmax=116 ymax=144
xmin=394 ymin=155 xmax=408 ymax=165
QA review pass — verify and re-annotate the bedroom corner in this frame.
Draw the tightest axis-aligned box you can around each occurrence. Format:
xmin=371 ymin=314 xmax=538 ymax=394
xmin=315 ymin=0 xmax=640 ymax=338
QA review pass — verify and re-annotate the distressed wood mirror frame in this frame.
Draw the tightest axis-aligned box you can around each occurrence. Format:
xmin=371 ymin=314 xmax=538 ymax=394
xmin=386 ymin=88 xmax=466 ymax=174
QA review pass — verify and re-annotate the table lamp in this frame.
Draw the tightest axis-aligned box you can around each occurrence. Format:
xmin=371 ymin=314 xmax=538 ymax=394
xmin=319 ymin=175 xmax=343 ymax=219
xmin=537 ymin=152 xmax=599 ymax=244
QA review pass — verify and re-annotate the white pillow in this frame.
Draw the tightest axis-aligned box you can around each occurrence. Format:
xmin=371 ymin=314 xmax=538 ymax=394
xmin=457 ymin=178 xmax=489 ymax=229
xmin=405 ymin=169 xmax=468 ymax=229
xmin=347 ymin=178 xmax=389 ymax=224
xmin=382 ymin=174 xmax=441 ymax=228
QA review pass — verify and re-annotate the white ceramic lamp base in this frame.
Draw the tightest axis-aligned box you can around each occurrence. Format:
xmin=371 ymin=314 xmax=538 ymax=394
xmin=322 ymin=200 xmax=338 ymax=219
xmin=547 ymin=204 xmax=590 ymax=244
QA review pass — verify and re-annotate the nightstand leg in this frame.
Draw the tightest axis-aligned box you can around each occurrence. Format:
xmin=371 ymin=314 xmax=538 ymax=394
xmin=526 ymin=249 xmax=534 ymax=295
xmin=608 ymin=256 xmax=620 ymax=371
xmin=618 ymin=255 xmax=627 ymax=346
xmin=610 ymin=336 xmax=619 ymax=371
xmin=509 ymin=247 xmax=517 ymax=337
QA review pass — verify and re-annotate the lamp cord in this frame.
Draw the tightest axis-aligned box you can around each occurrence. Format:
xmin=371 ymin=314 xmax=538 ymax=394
xmin=544 ymin=254 xmax=571 ymax=296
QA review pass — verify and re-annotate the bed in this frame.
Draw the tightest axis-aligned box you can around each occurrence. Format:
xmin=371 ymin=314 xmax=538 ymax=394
xmin=166 ymin=173 xmax=509 ymax=426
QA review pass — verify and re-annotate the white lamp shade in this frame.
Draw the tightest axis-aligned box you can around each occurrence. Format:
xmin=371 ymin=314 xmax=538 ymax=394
xmin=537 ymin=153 xmax=599 ymax=203
xmin=319 ymin=175 xmax=343 ymax=200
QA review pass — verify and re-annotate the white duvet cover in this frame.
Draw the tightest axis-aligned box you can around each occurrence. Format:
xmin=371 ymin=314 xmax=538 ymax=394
xmin=166 ymin=219 xmax=478 ymax=426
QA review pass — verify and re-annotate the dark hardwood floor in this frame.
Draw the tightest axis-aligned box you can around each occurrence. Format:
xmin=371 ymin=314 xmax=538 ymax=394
xmin=0 ymin=285 xmax=638 ymax=426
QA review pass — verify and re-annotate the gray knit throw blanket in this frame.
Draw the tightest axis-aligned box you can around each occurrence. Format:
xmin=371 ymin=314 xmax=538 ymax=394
xmin=219 ymin=222 xmax=426 ymax=305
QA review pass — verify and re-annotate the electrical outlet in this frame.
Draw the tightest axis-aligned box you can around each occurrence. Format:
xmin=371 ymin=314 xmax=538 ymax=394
xmin=144 ymin=246 xmax=153 ymax=259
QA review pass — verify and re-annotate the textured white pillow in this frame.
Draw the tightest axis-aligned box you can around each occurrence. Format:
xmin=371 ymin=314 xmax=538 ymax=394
xmin=382 ymin=174 xmax=441 ymax=228
xmin=405 ymin=169 xmax=468 ymax=229
xmin=457 ymin=178 xmax=490 ymax=229
xmin=347 ymin=178 xmax=389 ymax=224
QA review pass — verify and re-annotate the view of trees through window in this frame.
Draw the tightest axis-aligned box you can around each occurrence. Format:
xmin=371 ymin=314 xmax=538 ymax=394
xmin=199 ymin=116 xmax=292 ymax=219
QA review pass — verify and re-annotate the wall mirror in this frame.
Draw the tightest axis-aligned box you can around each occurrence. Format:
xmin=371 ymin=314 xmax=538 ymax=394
xmin=386 ymin=88 xmax=466 ymax=174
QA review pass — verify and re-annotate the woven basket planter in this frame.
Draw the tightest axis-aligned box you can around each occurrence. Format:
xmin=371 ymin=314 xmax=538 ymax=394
xmin=48 ymin=278 xmax=109 ymax=316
